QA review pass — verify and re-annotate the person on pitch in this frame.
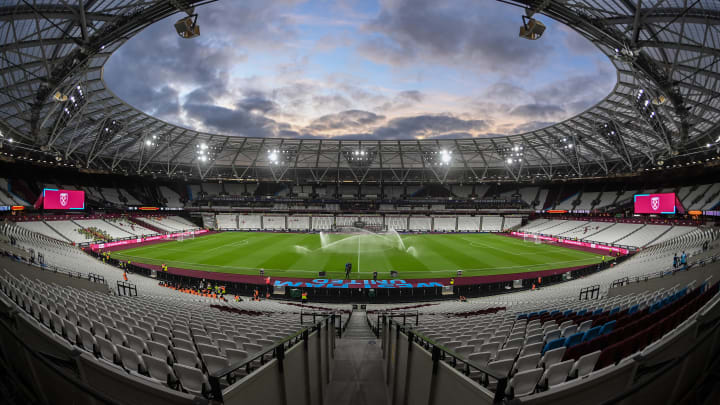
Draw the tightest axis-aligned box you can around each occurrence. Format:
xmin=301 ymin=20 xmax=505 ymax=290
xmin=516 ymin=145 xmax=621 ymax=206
xmin=345 ymin=262 xmax=352 ymax=279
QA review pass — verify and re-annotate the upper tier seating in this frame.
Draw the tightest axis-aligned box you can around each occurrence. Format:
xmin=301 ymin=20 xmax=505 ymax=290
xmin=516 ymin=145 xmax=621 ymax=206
xmin=457 ymin=216 xmax=481 ymax=232
xmin=408 ymin=217 xmax=431 ymax=231
xmin=481 ymin=216 xmax=504 ymax=232
xmin=160 ymin=186 xmax=184 ymax=208
xmin=216 ymin=214 xmax=238 ymax=230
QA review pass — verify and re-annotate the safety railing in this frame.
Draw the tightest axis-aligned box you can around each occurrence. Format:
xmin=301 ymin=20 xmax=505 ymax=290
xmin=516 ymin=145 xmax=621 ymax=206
xmin=116 ymin=280 xmax=137 ymax=296
xmin=207 ymin=313 xmax=335 ymax=401
xmin=384 ymin=316 xmax=509 ymax=403
xmin=579 ymin=284 xmax=600 ymax=300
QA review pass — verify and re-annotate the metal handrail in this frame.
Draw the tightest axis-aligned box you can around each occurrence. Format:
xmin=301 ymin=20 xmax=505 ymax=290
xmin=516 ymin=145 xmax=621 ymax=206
xmin=207 ymin=313 xmax=334 ymax=401
xmin=386 ymin=316 xmax=508 ymax=403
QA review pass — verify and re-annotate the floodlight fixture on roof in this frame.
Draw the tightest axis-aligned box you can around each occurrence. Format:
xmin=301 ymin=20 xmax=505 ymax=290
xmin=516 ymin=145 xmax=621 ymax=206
xmin=175 ymin=15 xmax=200 ymax=39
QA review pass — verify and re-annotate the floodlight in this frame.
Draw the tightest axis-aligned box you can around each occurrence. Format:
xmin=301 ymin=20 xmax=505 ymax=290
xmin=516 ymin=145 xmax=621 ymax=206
xmin=175 ymin=15 xmax=200 ymax=39
xmin=519 ymin=16 xmax=545 ymax=40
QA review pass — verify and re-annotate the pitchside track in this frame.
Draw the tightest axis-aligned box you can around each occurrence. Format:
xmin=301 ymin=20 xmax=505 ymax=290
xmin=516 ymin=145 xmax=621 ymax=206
xmin=109 ymin=231 xmax=605 ymax=280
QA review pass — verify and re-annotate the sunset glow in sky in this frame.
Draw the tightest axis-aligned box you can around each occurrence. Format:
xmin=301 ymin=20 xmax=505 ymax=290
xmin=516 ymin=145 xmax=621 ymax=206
xmin=105 ymin=0 xmax=616 ymax=140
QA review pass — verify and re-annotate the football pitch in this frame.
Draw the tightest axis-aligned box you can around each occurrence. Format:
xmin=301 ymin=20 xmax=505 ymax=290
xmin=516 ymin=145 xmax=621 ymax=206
xmin=109 ymin=231 xmax=605 ymax=280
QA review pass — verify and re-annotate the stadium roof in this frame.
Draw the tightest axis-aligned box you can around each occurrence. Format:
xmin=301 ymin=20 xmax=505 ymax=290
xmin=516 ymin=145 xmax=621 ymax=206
xmin=1 ymin=0 xmax=720 ymax=182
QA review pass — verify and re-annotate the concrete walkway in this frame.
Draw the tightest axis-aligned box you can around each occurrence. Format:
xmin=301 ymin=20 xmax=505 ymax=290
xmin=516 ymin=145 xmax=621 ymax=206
xmin=325 ymin=311 xmax=388 ymax=405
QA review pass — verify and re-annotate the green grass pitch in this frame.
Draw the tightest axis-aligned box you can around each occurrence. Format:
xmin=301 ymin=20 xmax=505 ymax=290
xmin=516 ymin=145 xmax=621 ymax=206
xmin=109 ymin=231 xmax=605 ymax=280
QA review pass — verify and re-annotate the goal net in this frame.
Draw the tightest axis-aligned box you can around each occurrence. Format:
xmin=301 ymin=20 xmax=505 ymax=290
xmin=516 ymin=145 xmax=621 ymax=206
xmin=174 ymin=232 xmax=194 ymax=242
xmin=524 ymin=234 xmax=541 ymax=245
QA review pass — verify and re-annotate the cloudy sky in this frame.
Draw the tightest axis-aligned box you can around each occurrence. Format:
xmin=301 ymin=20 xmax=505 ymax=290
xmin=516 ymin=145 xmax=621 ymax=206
xmin=104 ymin=0 xmax=616 ymax=140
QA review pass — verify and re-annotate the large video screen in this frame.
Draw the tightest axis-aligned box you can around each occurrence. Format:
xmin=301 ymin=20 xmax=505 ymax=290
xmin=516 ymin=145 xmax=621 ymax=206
xmin=634 ymin=193 xmax=676 ymax=214
xmin=43 ymin=189 xmax=85 ymax=210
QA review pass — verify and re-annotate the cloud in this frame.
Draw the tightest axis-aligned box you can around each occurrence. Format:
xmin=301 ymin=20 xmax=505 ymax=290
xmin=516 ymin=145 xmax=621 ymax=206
xmin=183 ymin=103 xmax=279 ymax=137
xmin=373 ymin=114 xmax=491 ymax=139
xmin=358 ymin=0 xmax=553 ymax=73
xmin=307 ymin=110 xmax=386 ymax=132
xmin=510 ymin=104 xmax=565 ymax=120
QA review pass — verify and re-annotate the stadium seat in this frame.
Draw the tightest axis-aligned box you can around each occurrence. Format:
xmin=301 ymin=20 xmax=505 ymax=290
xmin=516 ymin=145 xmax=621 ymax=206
xmin=496 ymin=347 xmax=520 ymax=361
xmin=202 ymin=354 xmax=232 ymax=380
xmin=78 ymin=327 xmax=97 ymax=354
xmin=569 ymin=350 xmax=601 ymax=378
xmin=542 ymin=337 xmax=565 ymax=354
xmin=142 ymin=354 xmax=177 ymax=387
xmin=479 ymin=342 xmax=500 ymax=358
xmin=504 ymin=338 xmax=524 ymax=349
xmin=50 ymin=312 xmax=64 ymax=336
xmin=520 ymin=342 xmax=543 ymax=357
xmin=151 ymin=332 xmax=171 ymax=346
xmin=513 ymin=353 xmax=541 ymax=375
xmin=174 ymin=363 xmax=209 ymax=396
xmin=600 ymin=320 xmax=617 ymax=335
xmin=539 ymin=359 xmax=574 ymax=389
xmin=172 ymin=337 xmax=195 ymax=351
xmin=544 ymin=330 xmax=561 ymax=343
xmin=146 ymin=340 xmax=172 ymax=363
xmin=506 ymin=368 xmax=543 ymax=398
xmin=172 ymin=347 xmax=201 ymax=368
xmin=197 ymin=343 xmax=222 ymax=357
xmin=560 ymin=325 xmax=577 ymax=338
xmin=582 ymin=326 xmax=602 ymax=343
xmin=539 ymin=347 xmax=566 ymax=369
xmin=62 ymin=319 xmax=79 ymax=345
xmin=484 ymin=359 xmax=514 ymax=389
xmin=578 ymin=320 xmax=593 ymax=333
xmin=194 ymin=335 xmax=214 ymax=346
xmin=117 ymin=345 xmax=146 ymax=374
xmin=106 ymin=327 xmax=126 ymax=346
xmin=225 ymin=348 xmax=249 ymax=365
xmin=564 ymin=332 xmax=585 ymax=348
xmin=96 ymin=336 xmax=119 ymax=364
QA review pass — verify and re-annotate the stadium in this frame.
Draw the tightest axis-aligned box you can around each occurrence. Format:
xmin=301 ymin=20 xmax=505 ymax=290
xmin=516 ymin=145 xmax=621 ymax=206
xmin=0 ymin=0 xmax=719 ymax=404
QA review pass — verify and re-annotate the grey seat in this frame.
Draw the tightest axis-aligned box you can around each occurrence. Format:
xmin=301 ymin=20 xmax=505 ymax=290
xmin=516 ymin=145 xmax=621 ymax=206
xmin=520 ymin=342 xmax=544 ymax=357
xmin=202 ymin=354 xmax=231 ymax=377
xmin=496 ymin=347 xmax=520 ymax=361
xmin=142 ymin=354 xmax=177 ymax=387
xmin=506 ymin=368 xmax=543 ymax=398
xmin=513 ymin=353 xmax=541 ymax=375
xmin=146 ymin=340 xmax=172 ymax=363
xmin=539 ymin=347 xmax=567 ymax=370
xmin=126 ymin=334 xmax=148 ymax=354
xmin=225 ymin=348 xmax=249 ymax=365
xmin=106 ymin=327 xmax=126 ymax=346
xmin=117 ymin=345 xmax=146 ymax=374
xmin=197 ymin=343 xmax=222 ymax=357
xmin=217 ymin=339 xmax=237 ymax=353
xmin=540 ymin=359 xmax=574 ymax=388
xmin=172 ymin=347 xmax=201 ymax=368
xmin=78 ymin=327 xmax=96 ymax=353
xmin=485 ymin=359 xmax=514 ymax=389
xmin=96 ymin=336 xmax=119 ymax=364
xmin=243 ymin=343 xmax=262 ymax=354
xmin=174 ymin=363 xmax=209 ymax=396
xmin=151 ymin=331 xmax=171 ymax=346
xmin=132 ymin=326 xmax=151 ymax=341
xmin=50 ymin=312 xmax=64 ymax=336
xmin=569 ymin=350 xmax=601 ymax=378
xmin=194 ymin=335 xmax=214 ymax=346
xmin=578 ymin=320 xmax=593 ymax=333
xmin=63 ymin=319 xmax=79 ymax=344
xmin=172 ymin=337 xmax=195 ymax=351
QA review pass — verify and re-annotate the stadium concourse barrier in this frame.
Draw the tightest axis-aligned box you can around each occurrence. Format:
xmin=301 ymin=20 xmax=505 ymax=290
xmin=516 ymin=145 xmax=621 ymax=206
xmin=379 ymin=283 xmax=720 ymax=405
xmin=209 ymin=313 xmax=336 ymax=404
